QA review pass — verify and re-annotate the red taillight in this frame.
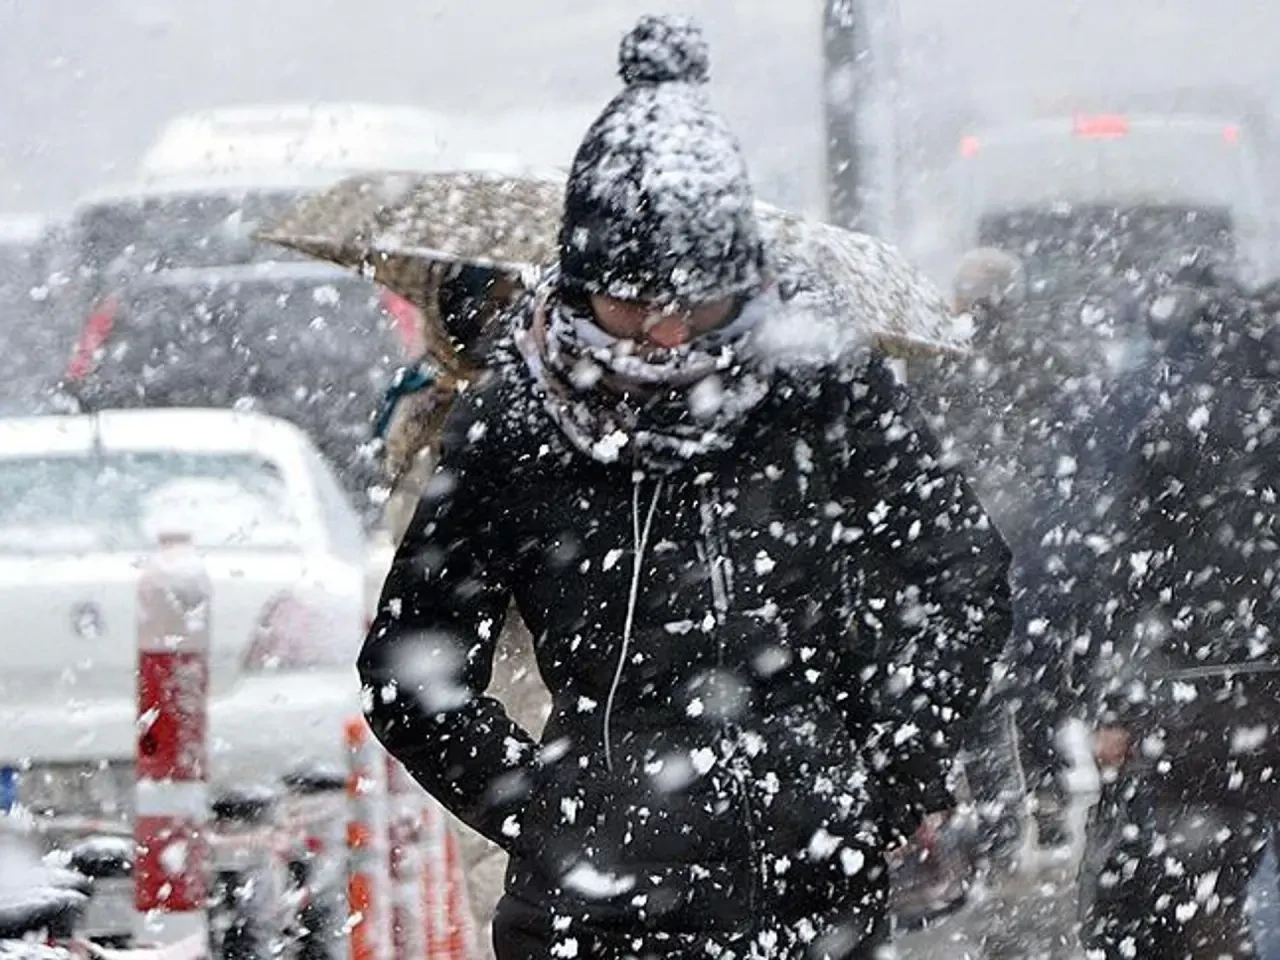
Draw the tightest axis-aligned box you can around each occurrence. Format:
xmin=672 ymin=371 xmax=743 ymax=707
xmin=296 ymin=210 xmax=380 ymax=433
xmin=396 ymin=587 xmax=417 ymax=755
xmin=379 ymin=290 xmax=425 ymax=358
xmin=1073 ymin=114 xmax=1129 ymax=139
xmin=65 ymin=295 xmax=120 ymax=381
xmin=959 ymin=135 xmax=980 ymax=158
xmin=1224 ymin=124 xmax=1241 ymax=146
xmin=243 ymin=594 xmax=344 ymax=672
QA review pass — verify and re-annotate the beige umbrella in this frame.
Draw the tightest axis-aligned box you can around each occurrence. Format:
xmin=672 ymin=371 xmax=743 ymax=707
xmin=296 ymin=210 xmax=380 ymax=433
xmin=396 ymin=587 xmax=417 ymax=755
xmin=258 ymin=169 xmax=564 ymax=377
xmin=257 ymin=167 xmax=562 ymax=301
xmin=257 ymin=169 xmax=968 ymax=364
xmin=754 ymin=205 xmax=968 ymax=360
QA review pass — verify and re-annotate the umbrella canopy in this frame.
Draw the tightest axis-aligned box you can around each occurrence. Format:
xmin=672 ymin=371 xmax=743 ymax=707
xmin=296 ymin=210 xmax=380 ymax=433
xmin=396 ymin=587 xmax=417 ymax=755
xmin=257 ymin=168 xmax=563 ymax=301
xmin=257 ymin=169 xmax=968 ymax=363
xmin=756 ymin=206 xmax=968 ymax=360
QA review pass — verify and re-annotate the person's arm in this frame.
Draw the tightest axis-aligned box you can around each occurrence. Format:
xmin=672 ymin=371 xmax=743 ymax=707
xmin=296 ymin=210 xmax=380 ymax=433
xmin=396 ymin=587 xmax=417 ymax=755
xmin=1086 ymin=361 xmax=1233 ymax=769
xmin=358 ymin=387 xmax=539 ymax=851
xmin=1089 ymin=429 xmax=1172 ymax=748
xmin=831 ymin=354 xmax=1014 ymax=839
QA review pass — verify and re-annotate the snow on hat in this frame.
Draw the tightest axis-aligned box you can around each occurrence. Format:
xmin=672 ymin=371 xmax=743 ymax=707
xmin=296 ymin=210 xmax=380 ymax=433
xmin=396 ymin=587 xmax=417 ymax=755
xmin=557 ymin=14 xmax=764 ymax=307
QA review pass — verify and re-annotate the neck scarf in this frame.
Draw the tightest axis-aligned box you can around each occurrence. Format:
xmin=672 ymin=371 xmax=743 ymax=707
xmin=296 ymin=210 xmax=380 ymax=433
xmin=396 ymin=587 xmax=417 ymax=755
xmin=515 ymin=270 xmax=776 ymax=468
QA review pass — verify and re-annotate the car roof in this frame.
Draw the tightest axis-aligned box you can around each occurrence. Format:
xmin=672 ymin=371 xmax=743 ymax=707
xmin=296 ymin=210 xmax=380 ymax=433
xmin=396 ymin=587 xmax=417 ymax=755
xmin=143 ymin=101 xmax=449 ymax=150
xmin=0 ymin=214 xmax=50 ymax=246
xmin=72 ymin=174 xmax=338 ymax=211
xmin=440 ymin=102 xmax=595 ymax=172
xmin=139 ymin=102 xmax=457 ymax=184
xmin=0 ymin=409 xmax=315 ymax=460
xmin=150 ymin=101 xmax=449 ymax=133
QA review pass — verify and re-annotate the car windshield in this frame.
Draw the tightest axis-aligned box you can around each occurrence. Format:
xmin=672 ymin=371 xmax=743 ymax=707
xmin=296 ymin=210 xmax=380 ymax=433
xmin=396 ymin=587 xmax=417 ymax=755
xmin=0 ymin=450 xmax=301 ymax=554
xmin=63 ymin=267 xmax=406 ymax=519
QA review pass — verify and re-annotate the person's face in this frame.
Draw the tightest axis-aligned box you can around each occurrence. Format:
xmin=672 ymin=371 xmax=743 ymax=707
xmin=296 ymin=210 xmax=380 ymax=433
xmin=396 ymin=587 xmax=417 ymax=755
xmin=589 ymin=294 xmax=738 ymax=350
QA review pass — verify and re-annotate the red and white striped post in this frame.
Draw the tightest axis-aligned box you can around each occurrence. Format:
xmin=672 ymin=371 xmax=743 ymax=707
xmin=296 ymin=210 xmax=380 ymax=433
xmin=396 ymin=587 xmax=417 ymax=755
xmin=385 ymin=758 xmax=427 ymax=960
xmin=420 ymin=800 xmax=473 ymax=960
xmin=135 ymin=532 xmax=212 ymax=945
xmin=420 ymin=801 xmax=445 ymax=959
xmin=345 ymin=718 xmax=392 ymax=960
xmin=441 ymin=823 xmax=474 ymax=959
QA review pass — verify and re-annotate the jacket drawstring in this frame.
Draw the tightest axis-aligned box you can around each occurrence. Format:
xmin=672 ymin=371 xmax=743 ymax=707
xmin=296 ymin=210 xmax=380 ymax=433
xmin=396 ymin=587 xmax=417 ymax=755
xmin=604 ymin=473 xmax=664 ymax=772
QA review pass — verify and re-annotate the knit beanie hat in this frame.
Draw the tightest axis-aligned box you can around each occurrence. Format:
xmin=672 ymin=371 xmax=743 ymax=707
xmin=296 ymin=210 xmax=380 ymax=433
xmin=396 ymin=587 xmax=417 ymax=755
xmin=557 ymin=15 xmax=764 ymax=307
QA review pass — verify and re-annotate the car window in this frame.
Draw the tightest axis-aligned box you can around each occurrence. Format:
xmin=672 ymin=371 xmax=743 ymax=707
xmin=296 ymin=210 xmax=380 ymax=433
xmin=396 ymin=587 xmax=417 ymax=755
xmin=50 ymin=188 xmax=314 ymax=335
xmin=67 ymin=189 xmax=309 ymax=286
xmin=0 ymin=450 xmax=301 ymax=553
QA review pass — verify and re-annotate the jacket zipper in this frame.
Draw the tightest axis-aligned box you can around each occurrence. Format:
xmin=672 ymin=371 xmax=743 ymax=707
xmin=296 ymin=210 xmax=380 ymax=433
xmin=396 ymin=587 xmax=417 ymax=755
xmin=697 ymin=485 xmax=765 ymax=919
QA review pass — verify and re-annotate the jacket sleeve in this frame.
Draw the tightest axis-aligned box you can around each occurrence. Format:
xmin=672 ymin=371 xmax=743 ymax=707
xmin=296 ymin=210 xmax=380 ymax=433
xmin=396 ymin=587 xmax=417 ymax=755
xmin=1088 ymin=398 xmax=1185 ymax=737
xmin=831 ymin=353 xmax=1013 ymax=837
xmin=358 ymin=387 xmax=539 ymax=851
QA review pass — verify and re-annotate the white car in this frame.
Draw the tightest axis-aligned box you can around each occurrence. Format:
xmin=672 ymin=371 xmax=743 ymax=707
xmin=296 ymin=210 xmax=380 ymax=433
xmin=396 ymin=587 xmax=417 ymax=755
xmin=135 ymin=100 xmax=594 ymax=189
xmin=0 ymin=408 xmax=367 ymax=821
xmin=138 ymin=102 xmax=456 ymax=181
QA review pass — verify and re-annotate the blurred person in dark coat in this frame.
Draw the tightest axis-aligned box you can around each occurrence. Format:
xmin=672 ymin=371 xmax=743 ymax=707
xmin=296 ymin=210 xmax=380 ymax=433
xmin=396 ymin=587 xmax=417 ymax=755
xmin=1077 ymin=256 xmax=1280 ymax=959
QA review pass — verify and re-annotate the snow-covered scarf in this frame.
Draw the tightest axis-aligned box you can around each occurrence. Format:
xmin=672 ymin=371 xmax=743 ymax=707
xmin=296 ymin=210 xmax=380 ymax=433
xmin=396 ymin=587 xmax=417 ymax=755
xmin=515 ymin=270 xmax=775 ymax=468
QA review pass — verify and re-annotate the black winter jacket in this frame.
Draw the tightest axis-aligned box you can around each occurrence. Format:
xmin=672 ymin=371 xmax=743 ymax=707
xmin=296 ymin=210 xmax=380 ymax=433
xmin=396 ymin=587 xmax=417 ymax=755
xmin=1095 ymin=286 xmax=1280 ymax=765
xmin=911 ymin=296 xmax=1113 ymax=779
xmin=359 ymin=336 xmax=1012 ymax=945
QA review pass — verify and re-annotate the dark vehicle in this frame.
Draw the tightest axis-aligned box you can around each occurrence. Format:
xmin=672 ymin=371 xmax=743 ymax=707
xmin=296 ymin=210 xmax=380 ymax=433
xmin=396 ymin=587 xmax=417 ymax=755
xmin=0 ymin=215 xmax=67 ymax=416
xmin=51 ymin=177 xmax=330 ymax=323
xmin=60 ymin=260 xmax=420 ymax=523
xmin=943 ymin=116 xmax=1266 ymax=376
xmin=53 ymin=178 xmax=423 ymax=519
xmin=958 ymin=204 xmax=1232 ymax=393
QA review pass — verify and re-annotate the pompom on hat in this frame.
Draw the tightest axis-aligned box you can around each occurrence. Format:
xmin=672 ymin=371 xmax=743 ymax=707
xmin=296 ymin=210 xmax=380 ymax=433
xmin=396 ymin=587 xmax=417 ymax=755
xmin=557 ymin=14 xmax=764 ymax=308
xmin=617 ymin=14 xmax=710 ymax=84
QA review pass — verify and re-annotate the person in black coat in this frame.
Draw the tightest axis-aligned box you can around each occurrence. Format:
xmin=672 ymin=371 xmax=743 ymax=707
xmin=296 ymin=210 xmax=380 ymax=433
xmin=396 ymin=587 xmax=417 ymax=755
xmin=359 ymin=15 xmax=1012 ymax=960
xmin=910 ymin=249 xmax=1039 ymax=872
xmin=1077 ymin=262 xmax=1280 ymax=959
xmin=916 ymin=248 xmax=1099 ymax=866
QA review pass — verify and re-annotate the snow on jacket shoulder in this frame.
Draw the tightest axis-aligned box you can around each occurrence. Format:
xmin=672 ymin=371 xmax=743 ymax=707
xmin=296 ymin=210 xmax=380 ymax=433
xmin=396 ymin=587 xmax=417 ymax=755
xmin=358 ymin=325 xmax=1012 ymax=936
